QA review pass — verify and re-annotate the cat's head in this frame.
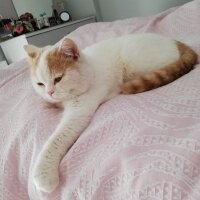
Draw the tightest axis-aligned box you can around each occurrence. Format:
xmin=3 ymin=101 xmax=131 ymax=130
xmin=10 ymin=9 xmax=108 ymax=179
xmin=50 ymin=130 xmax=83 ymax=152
xmin=24 ymin=38 xmax=87 ymax=103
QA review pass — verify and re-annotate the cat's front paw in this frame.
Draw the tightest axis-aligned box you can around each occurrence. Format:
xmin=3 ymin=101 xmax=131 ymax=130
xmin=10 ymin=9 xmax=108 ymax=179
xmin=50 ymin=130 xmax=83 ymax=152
xmin=33 ymin=167 xmax=59 ymax=192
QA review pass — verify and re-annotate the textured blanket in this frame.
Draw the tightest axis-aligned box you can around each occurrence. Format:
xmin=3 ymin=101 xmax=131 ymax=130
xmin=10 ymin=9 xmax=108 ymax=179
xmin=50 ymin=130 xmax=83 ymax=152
xmin=1 ymin=1 xmax=200 ymax=199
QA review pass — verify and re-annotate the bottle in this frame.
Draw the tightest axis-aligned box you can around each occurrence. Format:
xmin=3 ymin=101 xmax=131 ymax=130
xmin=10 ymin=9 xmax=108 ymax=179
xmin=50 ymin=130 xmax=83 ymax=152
xmin=53 ymin=9 xmax=60 ymax=24
xmin=43 ymin=13 xmax=50 ymax=27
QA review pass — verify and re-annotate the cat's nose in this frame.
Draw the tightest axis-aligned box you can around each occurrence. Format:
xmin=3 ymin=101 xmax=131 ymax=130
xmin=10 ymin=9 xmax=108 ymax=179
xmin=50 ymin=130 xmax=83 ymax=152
xmin=48 ymin=90 xmax=54 ymax=96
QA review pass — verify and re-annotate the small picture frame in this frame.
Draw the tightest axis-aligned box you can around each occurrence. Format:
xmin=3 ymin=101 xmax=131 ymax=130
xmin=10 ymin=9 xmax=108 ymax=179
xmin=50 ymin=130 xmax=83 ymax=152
xmin=48 ymin=17 xmax=57 ymax=26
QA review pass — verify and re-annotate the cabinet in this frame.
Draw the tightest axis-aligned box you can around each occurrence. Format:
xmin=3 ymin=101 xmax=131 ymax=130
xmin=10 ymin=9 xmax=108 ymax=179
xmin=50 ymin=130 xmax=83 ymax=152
xmin=0 ymin=35 xmax=28 ymax=64
xmin=26 ymin=16 xmax=96 ymax=46
xmin=0 ymin=16 xmax=96 ymax=64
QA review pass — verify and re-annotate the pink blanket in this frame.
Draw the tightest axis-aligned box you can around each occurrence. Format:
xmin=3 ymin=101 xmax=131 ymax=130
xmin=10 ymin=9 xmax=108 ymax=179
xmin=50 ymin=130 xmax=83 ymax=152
xmin=1 ymin=1 xmax=200 ymax=199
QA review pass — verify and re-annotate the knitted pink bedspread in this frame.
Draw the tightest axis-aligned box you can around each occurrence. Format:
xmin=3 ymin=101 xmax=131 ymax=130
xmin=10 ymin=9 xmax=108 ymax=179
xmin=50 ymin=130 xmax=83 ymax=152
xmin=1 ymin=1 xmax=200 ymax=199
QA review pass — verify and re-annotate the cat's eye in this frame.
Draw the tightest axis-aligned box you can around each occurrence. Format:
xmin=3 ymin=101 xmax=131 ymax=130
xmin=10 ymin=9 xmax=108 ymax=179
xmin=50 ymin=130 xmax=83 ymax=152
xmin=37 ymin=82 xmax=44 ymax=86
xmin=54 ymin=75 xmax=63 ymax=85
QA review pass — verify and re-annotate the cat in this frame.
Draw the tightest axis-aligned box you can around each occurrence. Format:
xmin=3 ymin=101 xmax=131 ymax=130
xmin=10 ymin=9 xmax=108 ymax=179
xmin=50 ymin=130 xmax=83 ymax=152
xmin=24 ymin=33 xmax=197 ymax=192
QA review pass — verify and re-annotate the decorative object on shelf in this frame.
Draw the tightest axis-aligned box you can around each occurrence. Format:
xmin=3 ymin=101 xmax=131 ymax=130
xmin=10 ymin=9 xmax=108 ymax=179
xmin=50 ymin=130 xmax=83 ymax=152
xmin=19 ymin=12 xmax=38 ymax=32
xmin=0 ymin=18 xmax=13 ymax=33
xmin=20 ymin=12 xmax=33 ymax=21
xmin=24 ymin=21 xmax=34 ymax=32
xmin=53 ymin=9 xmax=61 ymax=24
xmin=57 ymin=0 xmax=65 ymax=12
xmin=0 ymin=16 xmax=13 ymax=42
xmin=59 ymin=11 xmax=71 ymax=22
xmin=39 ymin=12 xmax=50 ymax=27
xmin=35 ymin=19 xmax=43 ymax=29
xmin=48 ymin=17 xmax=57 ymax=26
xmin=12 ymin=21 xmax=25 ymax=36
xmin=52 ymin=0 xmax=72 ymax=23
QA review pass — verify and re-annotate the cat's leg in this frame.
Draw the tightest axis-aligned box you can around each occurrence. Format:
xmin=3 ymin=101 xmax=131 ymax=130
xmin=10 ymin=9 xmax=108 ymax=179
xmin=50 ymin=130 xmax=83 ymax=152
xmin=33 ymin=92 xmax=103 ymax=192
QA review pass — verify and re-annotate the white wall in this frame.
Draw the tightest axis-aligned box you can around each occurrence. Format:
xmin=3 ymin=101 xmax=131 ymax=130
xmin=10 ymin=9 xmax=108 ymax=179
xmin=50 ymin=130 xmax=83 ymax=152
xmin=12 ymin=0 xmax=53 ymax=18
xmin=0 ymin=0 xmax=18 ymax=19
xmin=95 ymin=0 xmax=192 ymax=21
xmin=66 ymin=0 xmax=96 ymax=20
xmin=51 ymin=0 xmax=96 ymax=20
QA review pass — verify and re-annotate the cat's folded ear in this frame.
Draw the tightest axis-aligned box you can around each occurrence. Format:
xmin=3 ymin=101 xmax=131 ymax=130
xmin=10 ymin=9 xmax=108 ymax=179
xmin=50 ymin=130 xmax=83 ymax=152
xmin=59 ymin=38 xmax=80 ymax=60
xmin=24 ymin=45 xmax=42 ymax=59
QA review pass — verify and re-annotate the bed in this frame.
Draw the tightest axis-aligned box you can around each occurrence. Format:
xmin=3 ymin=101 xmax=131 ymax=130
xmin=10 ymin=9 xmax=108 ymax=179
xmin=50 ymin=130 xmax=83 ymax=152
xmin=1 ymin=0 xmax=200 ymax=199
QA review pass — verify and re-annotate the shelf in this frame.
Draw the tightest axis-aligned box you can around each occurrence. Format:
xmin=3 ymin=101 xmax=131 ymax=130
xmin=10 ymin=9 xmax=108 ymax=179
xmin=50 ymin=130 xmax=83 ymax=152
xmin=26 ymin=16 xmax=96 ymax=38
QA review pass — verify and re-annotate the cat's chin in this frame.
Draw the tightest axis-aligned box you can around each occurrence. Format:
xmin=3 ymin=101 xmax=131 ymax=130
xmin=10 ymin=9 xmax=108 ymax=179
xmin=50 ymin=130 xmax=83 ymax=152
xmin=44 ymin=96 xmax=62 ymax=103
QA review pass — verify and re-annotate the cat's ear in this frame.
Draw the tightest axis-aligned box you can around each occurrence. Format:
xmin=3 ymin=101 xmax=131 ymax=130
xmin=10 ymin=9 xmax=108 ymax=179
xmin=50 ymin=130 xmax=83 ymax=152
xmin=24 ymin=45 xmax=41 ymax=59
xmin=59 ymin=38 xmax=80 ymax=60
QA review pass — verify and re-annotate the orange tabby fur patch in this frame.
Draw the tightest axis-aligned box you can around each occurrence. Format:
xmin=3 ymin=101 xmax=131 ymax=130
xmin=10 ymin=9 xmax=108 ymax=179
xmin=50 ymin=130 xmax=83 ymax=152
xmin=122 ymin=41 xmax=198 ymax=94
xmin=47 ymin=48 xmax=77 ymax=74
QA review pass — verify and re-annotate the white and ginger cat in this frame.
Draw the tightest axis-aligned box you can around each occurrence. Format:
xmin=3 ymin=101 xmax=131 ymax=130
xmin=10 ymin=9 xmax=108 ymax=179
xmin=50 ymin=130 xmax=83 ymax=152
xmin=24 ymin=33 xmax=197 ymax=192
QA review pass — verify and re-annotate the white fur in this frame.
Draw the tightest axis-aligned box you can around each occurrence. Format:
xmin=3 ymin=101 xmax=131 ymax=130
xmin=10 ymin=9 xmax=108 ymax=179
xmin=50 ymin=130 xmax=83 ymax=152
xmin=30 ymin=33 xmax=180 ymax=192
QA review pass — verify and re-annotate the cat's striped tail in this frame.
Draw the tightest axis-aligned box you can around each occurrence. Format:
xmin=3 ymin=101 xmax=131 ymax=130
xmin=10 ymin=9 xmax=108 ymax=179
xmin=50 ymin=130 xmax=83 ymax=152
xmin=122 ymin=41 xmax=198 ymax=94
